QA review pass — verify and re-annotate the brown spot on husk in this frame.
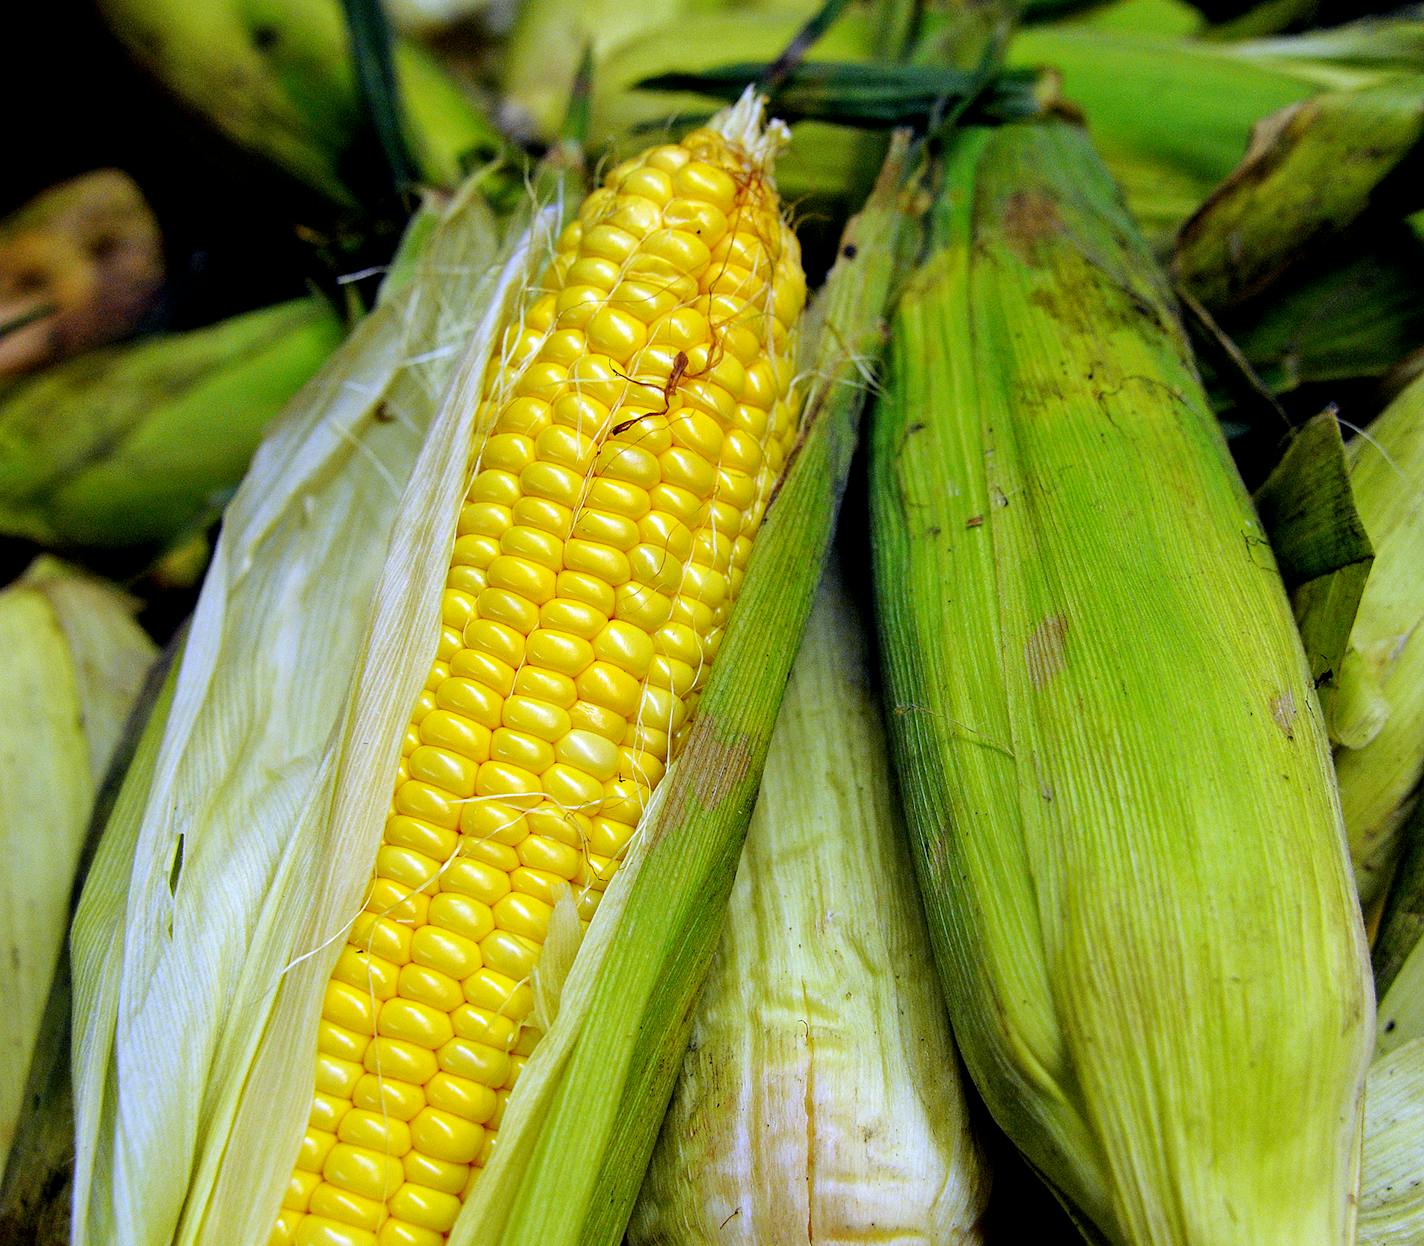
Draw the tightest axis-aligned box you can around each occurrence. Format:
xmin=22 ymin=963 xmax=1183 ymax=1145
xmin=1001 ymin=189 xmax=1062 ymax=262
xmin=1270 ymin=691 xmax=1298 ymax=740
xmin=675 ymin=718 xmax=759 ymax=816
xmin=1026 ymin=614 xmax=1069 ymax=689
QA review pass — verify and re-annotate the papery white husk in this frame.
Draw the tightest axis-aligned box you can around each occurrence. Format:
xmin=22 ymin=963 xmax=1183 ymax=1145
xmin=70 ymin=175 xmax=564 ymax=1246
xmin=1359 ymin=1036 xmax=1424 ymax=1245
xmin=628 ymin=566 xmax=989 ymax=1245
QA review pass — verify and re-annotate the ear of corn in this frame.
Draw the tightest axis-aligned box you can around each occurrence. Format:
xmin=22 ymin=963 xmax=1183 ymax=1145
xmin=439 ymin=122 xmax=915 ymax=1246
xmin=1324 ymin=372 xmax=1424 ymax=907
xmin=0 ymin=170 xmax=163 ymax=376
xmin=0 ymin=560 xmax=155 ymax=1179
xmin=628 ymin=563 xmax=989 ymax=1245
xmin=871 ymin=120 xmax=1373 ymax=1245
xmin=95 ymin=0 xmax=513 ymax=204
xmin=73 ymin=101 xmax=912 ymax=1246
xmin=69 ymin=174 xmax=548 ymax=1246
xmin=0 ymin=297 xmax=344 ymax=552
xmin=1358 ymin=1036 xmax=1424 ymax=1245
xmin=266 ymin=96 xmax=811 ymax=1246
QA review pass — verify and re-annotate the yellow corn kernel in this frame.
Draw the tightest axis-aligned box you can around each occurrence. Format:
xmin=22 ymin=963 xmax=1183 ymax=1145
xmin=277 ymin=107 xmax=806 ymax=1246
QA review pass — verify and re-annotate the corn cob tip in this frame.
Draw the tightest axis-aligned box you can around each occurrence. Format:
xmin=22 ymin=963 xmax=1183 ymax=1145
xmin=709 ymin=87 xmax=791 ymax=175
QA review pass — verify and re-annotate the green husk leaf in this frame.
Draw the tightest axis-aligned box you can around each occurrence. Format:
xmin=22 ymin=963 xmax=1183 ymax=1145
xmin=1174 ymin=80 xmax=1424 ymax=309
xmin=1332 ymin=371 xmax=1424 ymax=908
xmin=68 ymin=173 xmax=562 ymax=1246
xmin=0 ymin=563 xmax=155 ymax=1183
xmin=1005 ymin=26 xmax=1316 ymax=246
xmin=1203 ymin=224 xmax=1424 ymax=403
xmin=340 ymin=0 xmax=420 ymax=193
xmin=1253 ymin=411 xmax=1374 ymax=721
xmin=872 ymin=120 xmax=1372 ymax=1245
xmin=0 ymin=299 xmax=344 ymax=551
xmin=504 ymin=3 xmax=900 ymax=205
xmin=449 ymin=135 xmax=918 ymax=1246
xmin=637 ymin=61 xmax=1044 ymax=128
xmin=1358 ymin=1036 xmax=1424 ymax=1244
xmin=628 ymin=564 xmax=989 ymax=1244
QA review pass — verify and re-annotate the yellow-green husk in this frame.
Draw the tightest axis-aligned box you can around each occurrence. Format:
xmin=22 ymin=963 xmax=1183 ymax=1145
xmin=871 ymin=120 xmax=1373 ymax=1245
xmin=1332 ymin=371 xmax=1424 ymax=908
xmin=1 ymin=561 xmax=155 ymax=1177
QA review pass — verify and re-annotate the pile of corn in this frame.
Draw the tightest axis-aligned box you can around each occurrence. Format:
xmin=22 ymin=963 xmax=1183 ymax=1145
xmin=4 ymin=1 xmax=1424 ymax=1244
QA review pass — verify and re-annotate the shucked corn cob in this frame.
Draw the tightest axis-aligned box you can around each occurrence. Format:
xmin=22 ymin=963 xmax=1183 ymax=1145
xmin=272 ymin=99 xmax=806 ymax=1246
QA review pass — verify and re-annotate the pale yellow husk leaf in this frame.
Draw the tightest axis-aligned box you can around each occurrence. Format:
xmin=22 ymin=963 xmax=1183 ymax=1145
xmin=0 ymin=559 xmax=154 ymax=1175
xmin=628 ymin=563 xmax=989 ymax=1245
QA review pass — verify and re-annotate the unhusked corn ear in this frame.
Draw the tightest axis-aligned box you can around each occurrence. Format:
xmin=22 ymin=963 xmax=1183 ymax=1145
xmin=630 ymin=565 xmax=988 ymax=1245
xmin=0 ymin=297 xmax=343 ymax=551
xmin=0 ymin=560 xmax=154 ymax=1180
xmin=872 ymin=122 xmax=1372 ymax=1246
xmin=271 ymin=101 xmax=805 ymax=1246
xmin=1330 ymin=371 xmax=1424 ymax=908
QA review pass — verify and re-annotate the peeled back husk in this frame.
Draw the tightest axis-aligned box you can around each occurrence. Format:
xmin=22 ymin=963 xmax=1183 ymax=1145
xmin=1330 ymin=371 xmax=1424 ymax=907
xmin=71 ymin=114 xmax=917 ymax=1246
xmin=629 ymin=564 xmax=989 ymax=1245
xmin=871 ymin=120 xmax=1373 ymax=1245
xmin=0 ymin=560 xmax=155 ymax=1178
xmin=68 ymin=170 xmax=553 ymax=1246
